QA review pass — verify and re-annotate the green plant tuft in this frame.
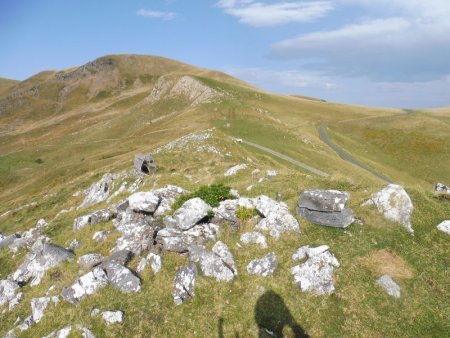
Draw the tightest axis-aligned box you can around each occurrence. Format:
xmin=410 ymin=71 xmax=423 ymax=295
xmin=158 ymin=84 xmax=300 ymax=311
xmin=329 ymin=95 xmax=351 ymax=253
xmin=236 ymin=206 xmax=258 ymax=222
xmin=172 ymin=183 xmax=234 ymax=210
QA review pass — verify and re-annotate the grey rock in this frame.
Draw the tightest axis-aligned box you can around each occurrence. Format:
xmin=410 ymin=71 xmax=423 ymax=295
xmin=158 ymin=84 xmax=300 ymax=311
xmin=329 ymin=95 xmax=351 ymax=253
xmin=113 ymin=207 xmax=153 ymax=232
xmin=437 ymin=220 xmax=450 ymax=235
xmin=103 ymin=262 xmax=141 ymax=293
xmin=77 ymin=254 xmax=103 ymax=270
xmin=155 ymin=223 xmax=219 ymax=253
xmin=101 ymin=250 xmax=133 ymax=267
xmin=297 ymin=207 xmax=354 ymax=228
xmin=254 ymin=195 xmax=300 ymax=238
xmin=43 ymin=326 xmax=72 ymax=338
xmin=137 ymin=253 xmax=162 ymax=274
xmin=435 ymin=182 xmax=450 ymax=194
xmin=297 ymin=190 xmax=354 ymax=228
xmin=173 ymin=263 xmax=197 ymax=305
xmin=164 ymin=197 xmax=212 ymax=231
xmin=211 ymin=198 xmax=255 ymax=231
xmin=73 ymin=215 xmax=91 ymax=231
xmin=135 ymin=153 xmax=155 ymax=175
xmin=36 ymin=218 xmax=48 ymax=228
xmin=79 ymin=173 xmax=116 ymax=209
xmin=90 ymin=208 xmax=117 ymax=224
xmin=189 ymin=242 xmax=237 ymax=282
xmin=292 ymin=245 xmax=329 ymax=261
xmin=61 ymin=267 xmax=108 ymax=304
xmin=8 ymin=292 xmax=22 ymax=311
xmin=224 ymin=163 xmax=248 ymax=177
xmin=240 ymin=232 xmax=267 ymax=248
xmin=0 ymin=279 xmax=20 ymax=306
xmin=112 ymin=206 xmax=156 ymax=255
xmin=8 ymin=227 xmax=48 ymax=253
xmin=31 ymin=296 xmax=59 ymax=323
xmin=291 ymin=245 xmax=340 ymax=295
xmin=155 ymin=227 xmax=187 ymax=252
xmin=363 ymin=184 xmax=414 ymax=234
xmin=136 ymin=258 xmax=148 ymax=274
xmin=68 ymin=239 xmax=81 ymax=251
xmin=377 ymin=275 xmax=401 ymax=298
xmin=73 ymin=208 xmax=116 ymax=231
xmin=152 ymin=185 xmax=189 ymax=216
xmin=147 ymin=253 xmax=162 ymax=274
xmin=18 ymin=315 xmax=34 ymax=331
xmin=102 ymin=310 xmax=124 ymax=325
xmin=12 ymin=239 xmax=74 ymax=286
xmin=92 ymin=231 xmax=108 ymax=242
xmin=76 ymin=325 xmax=95 ymax=338
xmin=128 ymin=192 xmax=160 ymax=213
xmin=212 ymin=241 xmax=238 ymax=276
xmin=91 ymin=308 xmax=101 ymax=317
xmin=0 ymin=233 xmax=20 ymax=251
xmin=112 ymin=223 xmax=155 ymax=255
xmin=247 ymin=252 xmax=278 ymax=277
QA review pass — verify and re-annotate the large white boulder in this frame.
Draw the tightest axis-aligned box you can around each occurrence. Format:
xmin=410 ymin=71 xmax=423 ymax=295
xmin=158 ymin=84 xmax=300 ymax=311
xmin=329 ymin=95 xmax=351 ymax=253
xmin=164 ymin=197 xmax=212 ymax=230
xmin=363 ymin=184 xmax=414 ymax=234
xmin=253 ymin=195 xmax=300 ymax=238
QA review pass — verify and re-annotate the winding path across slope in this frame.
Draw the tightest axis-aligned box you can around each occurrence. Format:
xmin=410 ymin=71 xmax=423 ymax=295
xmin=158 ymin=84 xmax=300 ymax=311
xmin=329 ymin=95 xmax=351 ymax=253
xmin=318 ymin=126 xmax=392 ymax=183
xmin=237 ymin=138 xmax=329 ymax=178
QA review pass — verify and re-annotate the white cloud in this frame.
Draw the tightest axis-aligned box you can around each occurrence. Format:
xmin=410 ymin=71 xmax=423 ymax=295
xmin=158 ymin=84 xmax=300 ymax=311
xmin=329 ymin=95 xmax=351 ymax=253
xmin=271 ymin=1 xmax=450 ymax=81
xmin=136 ymin=9 xmax=176 ymax=20
xmin=217 ymin=1 xmax=334 ymax=27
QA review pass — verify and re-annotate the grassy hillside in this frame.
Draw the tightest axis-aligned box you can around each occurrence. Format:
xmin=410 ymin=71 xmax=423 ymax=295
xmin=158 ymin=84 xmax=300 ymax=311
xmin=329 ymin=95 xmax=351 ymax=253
xmin=0 ymin=55 xmax=449 ymax=338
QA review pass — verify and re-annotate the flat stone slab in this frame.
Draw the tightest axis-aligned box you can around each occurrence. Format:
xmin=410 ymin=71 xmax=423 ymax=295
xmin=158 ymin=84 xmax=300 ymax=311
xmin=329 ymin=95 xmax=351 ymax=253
xmin=297 ymin=207 xmax=354 ymax=228
xmin=298 ymin=190 xmax=349 ymax=212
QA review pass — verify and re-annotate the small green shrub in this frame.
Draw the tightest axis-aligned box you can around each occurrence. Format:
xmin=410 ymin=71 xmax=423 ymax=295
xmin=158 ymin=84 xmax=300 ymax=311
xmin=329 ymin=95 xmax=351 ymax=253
xmin=34 ymin=158 xmax=44 ymax=164
xmin=173 ymin=183 xmax=234 ymax=209
xmin=236 ymin=206 xmax=258 ymax=222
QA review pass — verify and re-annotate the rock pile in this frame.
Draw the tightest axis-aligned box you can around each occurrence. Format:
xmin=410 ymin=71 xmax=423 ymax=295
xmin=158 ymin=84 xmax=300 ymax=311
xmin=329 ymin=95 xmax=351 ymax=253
xmin=296 ymin=190 xmax=354 ymax=228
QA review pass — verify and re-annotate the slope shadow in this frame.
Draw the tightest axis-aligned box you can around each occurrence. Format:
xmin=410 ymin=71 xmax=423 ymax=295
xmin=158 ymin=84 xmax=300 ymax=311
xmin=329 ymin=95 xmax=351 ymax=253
xmin=254 ymin=290 xmax=309 ymax=338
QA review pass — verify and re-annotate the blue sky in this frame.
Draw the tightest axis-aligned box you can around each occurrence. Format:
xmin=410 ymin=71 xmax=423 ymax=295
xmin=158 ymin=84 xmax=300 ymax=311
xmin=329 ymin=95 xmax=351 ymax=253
xmin=1 ymin=0 xmax=450 ymax=108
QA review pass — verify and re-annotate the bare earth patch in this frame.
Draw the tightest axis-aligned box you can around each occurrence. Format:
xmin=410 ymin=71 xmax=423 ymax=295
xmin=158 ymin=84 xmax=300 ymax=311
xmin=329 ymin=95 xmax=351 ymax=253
xmin=358 ymin=249 xmax=414 ymax=279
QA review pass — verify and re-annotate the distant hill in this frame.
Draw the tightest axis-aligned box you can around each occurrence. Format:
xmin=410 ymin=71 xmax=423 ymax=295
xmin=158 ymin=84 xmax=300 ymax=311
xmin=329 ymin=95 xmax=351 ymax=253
xmin=290 ymin=94 xmax=327 ymax=102
xmin=0 ymin=77 xmax=19 ymax=96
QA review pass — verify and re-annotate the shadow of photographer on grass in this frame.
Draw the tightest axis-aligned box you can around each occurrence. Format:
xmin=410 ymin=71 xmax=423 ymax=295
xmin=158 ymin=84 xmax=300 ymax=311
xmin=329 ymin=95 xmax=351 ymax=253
xmin=254 ymin=290 xmax=309 ymax=338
